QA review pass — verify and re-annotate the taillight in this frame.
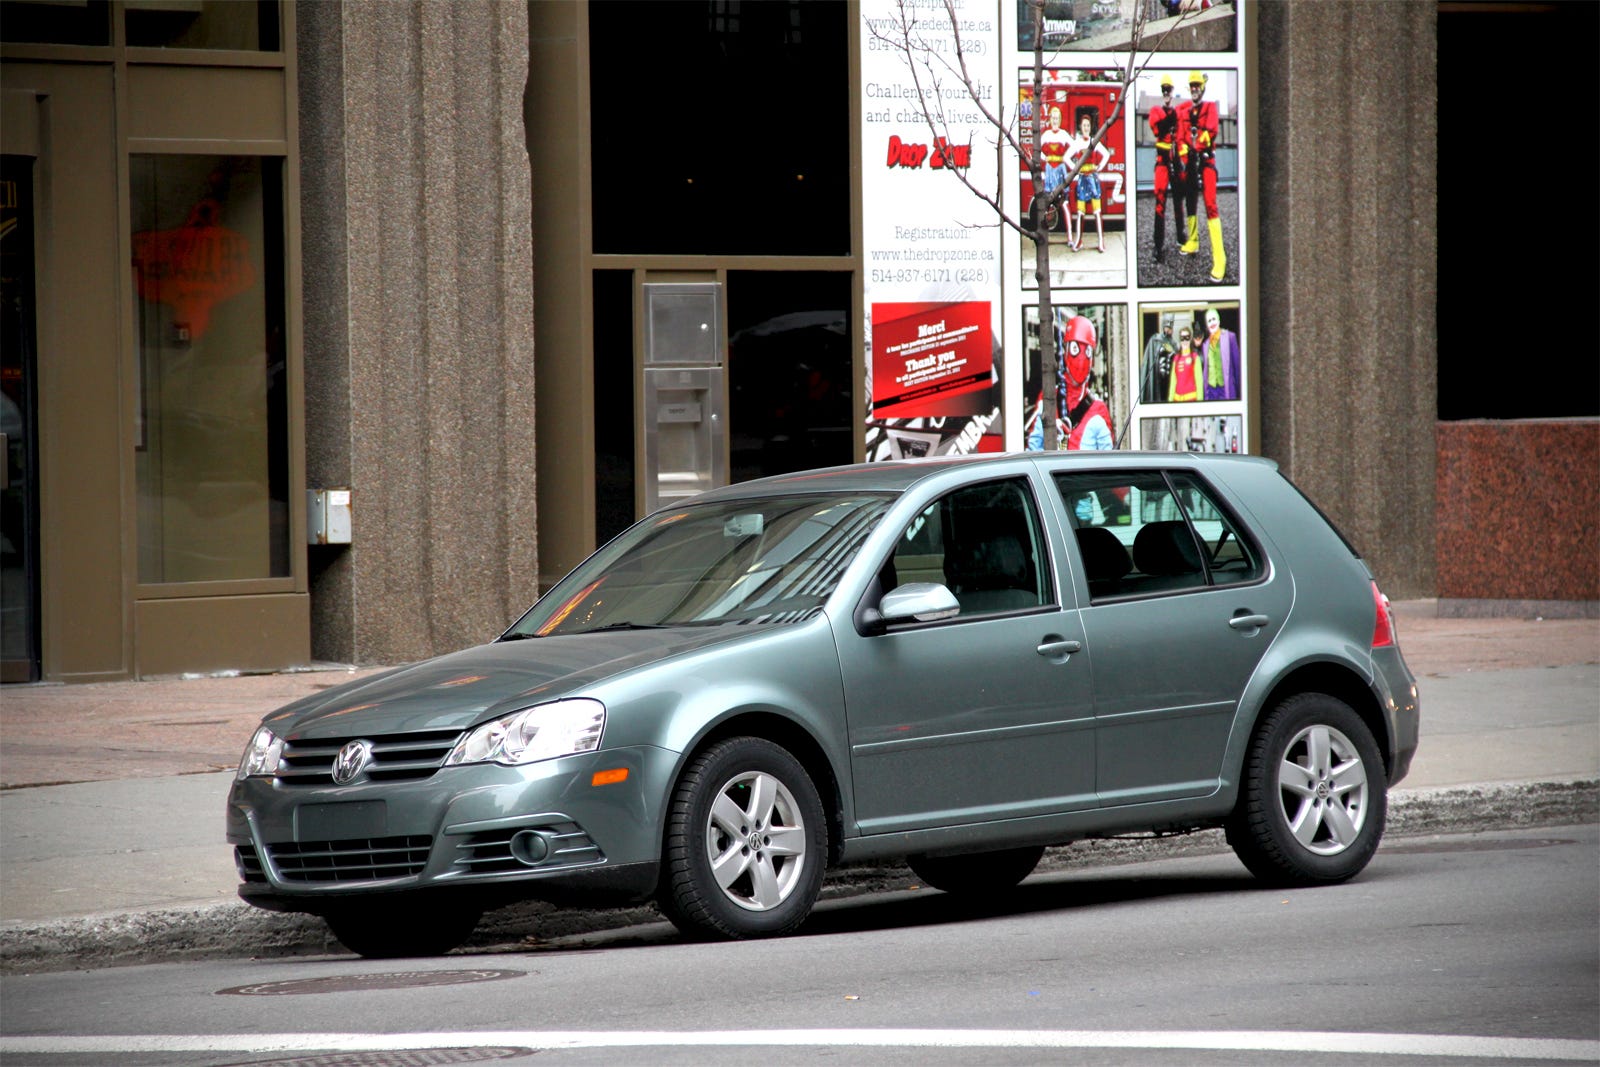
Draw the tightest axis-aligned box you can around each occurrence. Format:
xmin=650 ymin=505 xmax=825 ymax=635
xmin=1371 ymin=581 xmax=1395 ymax=648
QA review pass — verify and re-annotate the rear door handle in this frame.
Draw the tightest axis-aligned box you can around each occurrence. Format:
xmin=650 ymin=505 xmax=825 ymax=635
xmin=1037 ymin=638 xmax=1082 ymax=658
xmin=1228 ymin=612 xmax=1270 ymax=632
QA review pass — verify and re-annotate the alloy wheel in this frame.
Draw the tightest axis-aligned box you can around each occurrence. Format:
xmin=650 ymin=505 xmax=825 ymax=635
xmin=704 ymin=770 xmax=808 ymax=912
xmin=1275 ymin=723 xmax=1370 ymax=856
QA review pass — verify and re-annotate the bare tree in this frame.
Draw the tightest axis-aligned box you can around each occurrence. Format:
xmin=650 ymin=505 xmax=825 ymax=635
xmin=869 ymin=0 xmax=1195 ymax=449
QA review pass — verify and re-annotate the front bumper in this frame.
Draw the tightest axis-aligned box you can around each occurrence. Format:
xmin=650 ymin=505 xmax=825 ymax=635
xmin=226 ymin=743 xmax=679 ymax=914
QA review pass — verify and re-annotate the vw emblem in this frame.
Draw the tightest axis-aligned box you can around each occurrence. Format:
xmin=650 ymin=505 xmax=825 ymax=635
xmin=332 ymin=740 xmax=374 ymax=784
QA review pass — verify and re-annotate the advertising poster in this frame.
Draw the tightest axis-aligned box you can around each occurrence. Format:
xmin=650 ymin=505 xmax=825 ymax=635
xmin=861 ymin=0 xmax=1004 ymax=460
xmin=871 ymin=300 xmax=994 ymax=419
xmin=1138 ymin=300 xmax=1241 ymax=406
xmin=1018 ymin=69 xmax=1128 ymax=290
xmin=1021 ymin=303 xmax=1128 ymax=451
xmin=1133 ymin=68 xmax=1240 ymax=287
xmin=1016 ymin=0 xmax=1237 ymax=52
xmin=863 ymin=1 xmax=1249 ymax=457
xmin=1141 ymin=414 xmax=1244 ymax=453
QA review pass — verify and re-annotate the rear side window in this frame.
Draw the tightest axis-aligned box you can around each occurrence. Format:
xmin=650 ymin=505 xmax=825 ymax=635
xmin=1055 ymin=470 xmax=1262 ymax=601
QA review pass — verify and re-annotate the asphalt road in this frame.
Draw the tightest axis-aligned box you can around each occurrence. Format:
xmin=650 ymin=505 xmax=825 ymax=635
xmin=4 ymin=824 xmax=1595 ymax=1066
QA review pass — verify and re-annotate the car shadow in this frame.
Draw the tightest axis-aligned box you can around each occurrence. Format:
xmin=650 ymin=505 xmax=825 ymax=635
xmin=491 ymin=862 xmax=1309 ymax=956
xmin=797 ymin=867 xmax=1263 ymax=938
xmin=252 ymin=860 xmax=1401 ymax=967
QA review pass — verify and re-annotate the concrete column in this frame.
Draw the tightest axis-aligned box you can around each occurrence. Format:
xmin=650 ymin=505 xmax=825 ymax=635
xmin=299 ymin=0 xmax=538 ymax=664
xmin=1256 ymin=1 xmax=1437 ymax=598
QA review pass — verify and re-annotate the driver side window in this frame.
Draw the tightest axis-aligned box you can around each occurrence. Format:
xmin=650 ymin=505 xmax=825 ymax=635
xmin=887 ymin=478 xmax=1052 ymax=617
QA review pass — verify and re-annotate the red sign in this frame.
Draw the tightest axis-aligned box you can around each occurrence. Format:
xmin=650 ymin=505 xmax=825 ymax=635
xmin=871 ymin=301 xmax=993 ymax=418
xmin=132 ymin=197 xmax=255 ymax=338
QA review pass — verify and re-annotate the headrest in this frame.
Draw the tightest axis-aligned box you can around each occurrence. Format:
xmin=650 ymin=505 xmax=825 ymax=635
xmin=1075 ymin=526 xmax=1131 ymax=583
xmin=949 ymin=508 xmax=1031 ymax=590
xmin=984 ymin=535 xmax=1027 ymax=583
xmin=1133 ymin=520 xmax=1203 ymax=576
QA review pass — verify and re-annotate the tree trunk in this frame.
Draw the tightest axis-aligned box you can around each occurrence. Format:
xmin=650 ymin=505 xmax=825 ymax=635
xmin=1030 ymin=0 xmax=1057 ymax=451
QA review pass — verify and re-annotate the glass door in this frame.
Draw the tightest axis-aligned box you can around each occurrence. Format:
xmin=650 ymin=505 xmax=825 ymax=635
xmin=727 ymin=271 xmax=853 ymax=484
xmin=1 ymin=156 xmax=40 ymax=682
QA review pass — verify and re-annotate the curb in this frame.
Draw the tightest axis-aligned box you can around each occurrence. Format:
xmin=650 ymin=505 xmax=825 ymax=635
xmin=4 ymin=778 xmax=1595 ymax=975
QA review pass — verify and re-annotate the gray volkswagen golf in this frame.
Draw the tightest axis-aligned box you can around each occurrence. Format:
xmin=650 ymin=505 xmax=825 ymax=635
xmin=228 ymin=452 xmax=1418 ymax=956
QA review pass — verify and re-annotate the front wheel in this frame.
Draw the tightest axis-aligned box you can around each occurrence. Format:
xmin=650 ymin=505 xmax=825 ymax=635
xmin=657 ymin=737 xmax=827 ymax=940
xmin=908 ymin=845 xmax=1045 ymax=895
xmin=1226 ymin=692 xmax=1387 ymax=886
xmin=325 ymin=899 xmax=482 ymax=958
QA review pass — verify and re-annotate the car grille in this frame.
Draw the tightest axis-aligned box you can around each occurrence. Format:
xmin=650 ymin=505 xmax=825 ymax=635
xmin=451 ymin=820 xmax=603 ymax=875
xmin=235 ymin=845 xmax=267 ymax=883
xmin=265 ymin=835 xmax=432 ymax=882
xmin=275 ymin=729 xmax=464 ymax=786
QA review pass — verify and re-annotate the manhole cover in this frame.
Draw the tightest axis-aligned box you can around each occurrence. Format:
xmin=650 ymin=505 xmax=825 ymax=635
xmin=214 ymin=1051 xmax=532 ymax=1067
xmin=218 ymin=969 xmax=526 ymax=996
xmin=1383 ymin=837 xmax=1574 ymax=855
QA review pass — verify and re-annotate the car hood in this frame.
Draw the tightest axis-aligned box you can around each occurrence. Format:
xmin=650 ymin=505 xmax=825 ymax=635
xmin=262 ymin=627 xmax=758 ymax=738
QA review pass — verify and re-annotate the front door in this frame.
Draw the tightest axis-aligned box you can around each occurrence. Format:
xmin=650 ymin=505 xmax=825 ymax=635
xmin=835 ymin=475 xmax=1096 ymax=836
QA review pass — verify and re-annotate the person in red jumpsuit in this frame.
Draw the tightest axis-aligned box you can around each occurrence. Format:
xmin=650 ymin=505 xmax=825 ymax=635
xmin=1177 ymin=70 xmax=1227 ymax=281
xmin=1148 ymin=73 xmax=1186 ymax=259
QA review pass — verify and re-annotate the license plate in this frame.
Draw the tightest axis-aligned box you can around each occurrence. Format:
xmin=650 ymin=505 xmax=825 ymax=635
xmin=296 ymin=800 xmax=387 ymax=840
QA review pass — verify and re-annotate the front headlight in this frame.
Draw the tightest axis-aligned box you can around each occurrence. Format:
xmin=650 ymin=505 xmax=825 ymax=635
xmin=237 ymin=726 xmax=285 ymax=780
xmin=444 ymin=698 xmax=606 ymax=768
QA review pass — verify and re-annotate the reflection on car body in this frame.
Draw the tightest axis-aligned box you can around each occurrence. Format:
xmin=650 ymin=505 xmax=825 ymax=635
xmin=227 ymin=452 xmax=1419 ymax=957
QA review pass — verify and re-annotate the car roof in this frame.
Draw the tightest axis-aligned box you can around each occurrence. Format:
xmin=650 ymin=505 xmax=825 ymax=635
xmin=689 ymin=451 xmax=1278 ymax=503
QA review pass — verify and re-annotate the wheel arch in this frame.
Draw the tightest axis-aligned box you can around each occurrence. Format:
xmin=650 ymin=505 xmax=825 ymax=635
xmin=1253 ymin=661 xmax=1394 ymax=779
xmin=670 ymin=710 xmax=848 ymax=868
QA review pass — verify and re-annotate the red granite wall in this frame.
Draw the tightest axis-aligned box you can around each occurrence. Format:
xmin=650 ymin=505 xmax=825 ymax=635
xmin=1436 ymin=420 xmax=1600 ymax=603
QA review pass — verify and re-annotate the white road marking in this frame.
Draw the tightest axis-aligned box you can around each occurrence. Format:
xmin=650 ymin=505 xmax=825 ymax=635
xmin=2 ymin=1030 xmax=1597 ymax=1060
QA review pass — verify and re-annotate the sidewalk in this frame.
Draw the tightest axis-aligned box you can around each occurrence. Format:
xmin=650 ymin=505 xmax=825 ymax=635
xmin=1 ymin=601 xmax=1596 ymax=967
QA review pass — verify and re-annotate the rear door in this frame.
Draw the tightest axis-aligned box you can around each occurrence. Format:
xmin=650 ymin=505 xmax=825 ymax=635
xmin=1053 ymin=467 xmax=1292 ymax=806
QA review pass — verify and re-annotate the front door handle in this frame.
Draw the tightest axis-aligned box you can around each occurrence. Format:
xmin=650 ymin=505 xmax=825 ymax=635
xmin=1037 ymin=637 xmax=1082 ymax=659
xmin=1228 ymin=612 xmax=1270 ymax=633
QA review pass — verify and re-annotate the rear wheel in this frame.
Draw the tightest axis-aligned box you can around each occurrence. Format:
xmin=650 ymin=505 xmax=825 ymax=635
xmin=325 ymin=899 xmax=482 ymax=958
xmin=908 ymin=845 xmax=1045 ymax=895
xmin=1226 ymin=692 xmax=1387 ymax=886
xmin=657 ymin=737 xmax=827 ymax=939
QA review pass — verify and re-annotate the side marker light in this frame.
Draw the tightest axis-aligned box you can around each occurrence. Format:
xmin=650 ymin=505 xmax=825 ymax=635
xmin=591 ymin=768 xmax=629 ymax=787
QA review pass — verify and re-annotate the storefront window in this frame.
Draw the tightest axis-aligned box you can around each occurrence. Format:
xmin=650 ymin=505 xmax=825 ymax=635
xmin=125 ymin=0 xmax=280 ymax=51
xmin=588 ymin=0 xmax=848 ymax=256
xmin=0 ymin=0 xmax=111 ymax=46
xmin=131 ymin=155 xmax=289 ymax=584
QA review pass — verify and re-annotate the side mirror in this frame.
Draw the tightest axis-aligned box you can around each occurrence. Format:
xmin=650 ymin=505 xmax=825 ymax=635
xmin=878 ymin=582 xmax=960 ymax=625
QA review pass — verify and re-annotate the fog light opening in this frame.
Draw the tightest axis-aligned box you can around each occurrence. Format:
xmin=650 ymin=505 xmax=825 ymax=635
xmin=509 ymin=830 xmax=552 ymax=866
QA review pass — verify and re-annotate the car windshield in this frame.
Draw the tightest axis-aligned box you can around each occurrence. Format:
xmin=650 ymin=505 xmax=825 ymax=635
xmin=506 ymin=493 xmax=895 ymax=637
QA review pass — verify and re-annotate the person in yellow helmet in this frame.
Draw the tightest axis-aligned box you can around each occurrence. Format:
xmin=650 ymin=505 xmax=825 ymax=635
xmin=1176 ymin=70 xmax=1228 ymax=281
xmin=1148 ymin=72 xmax=1186 ymax=259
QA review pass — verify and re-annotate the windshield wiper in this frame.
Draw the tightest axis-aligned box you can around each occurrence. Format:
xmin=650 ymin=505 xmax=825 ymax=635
xmin=579 ymin=621 xmax=668 ymax=633
xmin=498 ymin=631 xmax=539 ymax=641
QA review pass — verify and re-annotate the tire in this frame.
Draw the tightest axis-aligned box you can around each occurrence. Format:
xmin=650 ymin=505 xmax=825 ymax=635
xmin=1226 ymin=692 xmax=1387 ymax=886
xmin=325 ymin=899 xmax=482 ymax=958
xmin=657 ymin=737 xmax=827 ymax=940
xmin=908 ymin=845 xmax=1045 ymax=895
